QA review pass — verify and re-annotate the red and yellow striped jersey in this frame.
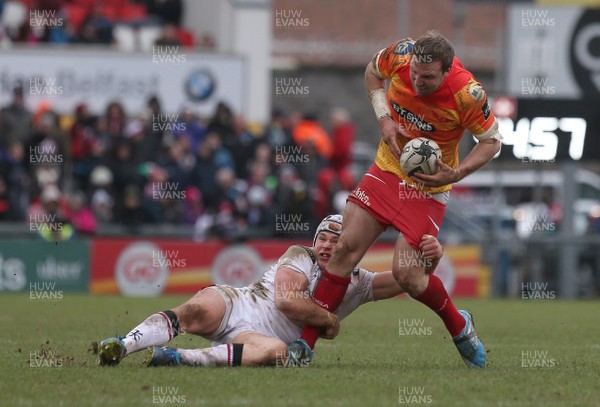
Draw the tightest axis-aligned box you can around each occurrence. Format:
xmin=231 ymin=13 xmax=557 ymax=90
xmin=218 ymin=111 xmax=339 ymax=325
xmin=373 ymin=38 xmax=496 ymax=194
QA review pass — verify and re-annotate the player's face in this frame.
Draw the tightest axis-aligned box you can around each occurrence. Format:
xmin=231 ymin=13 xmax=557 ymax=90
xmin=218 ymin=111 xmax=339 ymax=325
xmin=409 ymin=58 xmax=449 ymax=96
xmin=314 ymin=231 xmax=339 ymax=269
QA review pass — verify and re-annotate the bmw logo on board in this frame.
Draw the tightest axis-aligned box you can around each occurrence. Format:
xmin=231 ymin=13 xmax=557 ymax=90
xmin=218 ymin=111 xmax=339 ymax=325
xmin=184 ymin=69 xmax=216 ymax=102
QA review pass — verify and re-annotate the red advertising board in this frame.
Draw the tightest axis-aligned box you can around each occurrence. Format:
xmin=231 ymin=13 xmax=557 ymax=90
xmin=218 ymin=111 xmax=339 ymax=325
xmin=90 ymin=238 xmax=485 ymax=297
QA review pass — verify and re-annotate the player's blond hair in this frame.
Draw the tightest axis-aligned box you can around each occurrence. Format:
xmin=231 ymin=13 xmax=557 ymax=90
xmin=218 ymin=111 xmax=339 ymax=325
xmin=413 ymin=30 xmax=455 ymax=72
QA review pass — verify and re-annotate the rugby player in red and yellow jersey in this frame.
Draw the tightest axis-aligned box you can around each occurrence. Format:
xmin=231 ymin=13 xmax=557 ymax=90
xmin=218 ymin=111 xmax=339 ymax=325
xmin=288 ymin=30 xmax=501 ymax=368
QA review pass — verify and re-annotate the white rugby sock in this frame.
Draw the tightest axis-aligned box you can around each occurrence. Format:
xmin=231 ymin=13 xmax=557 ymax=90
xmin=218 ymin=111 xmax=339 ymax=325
xmin=178 ymin=344 xmax=243 ymax=367
xmin=122 ymin=312 xmax=177 ymax=356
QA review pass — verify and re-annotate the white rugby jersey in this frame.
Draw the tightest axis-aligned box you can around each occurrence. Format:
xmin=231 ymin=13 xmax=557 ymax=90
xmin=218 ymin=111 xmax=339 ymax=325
xmin=225 ymin=245 xmax=376 ymax=344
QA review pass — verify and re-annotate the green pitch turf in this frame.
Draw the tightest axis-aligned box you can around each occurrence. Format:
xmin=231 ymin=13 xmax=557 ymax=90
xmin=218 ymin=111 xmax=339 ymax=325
xmin=0 ymin=294 xmax=598 ymax=407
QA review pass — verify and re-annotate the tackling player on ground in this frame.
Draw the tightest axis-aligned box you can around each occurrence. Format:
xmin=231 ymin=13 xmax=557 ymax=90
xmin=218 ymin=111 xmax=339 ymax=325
xmin=289 ymin=30 xmax=502 ymax=368
xmin=97 ymin=215 xmax=443 ymax=367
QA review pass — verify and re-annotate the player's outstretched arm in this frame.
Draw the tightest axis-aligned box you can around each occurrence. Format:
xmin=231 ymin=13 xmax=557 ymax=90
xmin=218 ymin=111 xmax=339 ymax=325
xmin=274 ymin=267 xmax=339 ymax=336
xmin=413 ymin=137 xmax=500 ymax=187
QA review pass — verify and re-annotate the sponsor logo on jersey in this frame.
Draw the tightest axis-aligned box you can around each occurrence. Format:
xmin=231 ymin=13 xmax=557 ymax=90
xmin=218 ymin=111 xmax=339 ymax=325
xmin=467 ymin=82 xmax=485 ymax=102
xmin=481 ymin=98 xmax=491 ymax=120
xmin=394 ymin=40 xmax=414 ymax=55
xmin=351 ymin=187 xmax=371 ymax=207
xmin=391 ymin=102 xmax=436 ymax=132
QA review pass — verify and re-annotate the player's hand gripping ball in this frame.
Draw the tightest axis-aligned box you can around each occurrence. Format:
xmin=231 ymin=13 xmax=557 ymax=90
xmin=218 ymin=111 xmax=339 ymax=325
xmin=400 ymin=137 xmax=442 ymax=176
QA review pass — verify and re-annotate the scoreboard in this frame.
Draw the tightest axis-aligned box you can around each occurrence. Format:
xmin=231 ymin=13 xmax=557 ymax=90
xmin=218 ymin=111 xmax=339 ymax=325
xmin=495 ymin=98 xmax=600 ymax=161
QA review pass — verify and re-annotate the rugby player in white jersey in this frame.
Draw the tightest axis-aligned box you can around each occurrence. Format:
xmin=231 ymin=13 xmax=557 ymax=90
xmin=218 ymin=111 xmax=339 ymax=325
xmin=97 ymin=214 xmax=443 ymax=367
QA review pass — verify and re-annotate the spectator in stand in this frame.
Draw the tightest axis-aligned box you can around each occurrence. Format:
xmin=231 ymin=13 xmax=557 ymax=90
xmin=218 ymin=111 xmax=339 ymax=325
xmin=144 ymin=140 xmax=190 ymax=224
xmin=197 ymin=31 xmax=216 ymax=50
xmin=104 ymin=101 xmax=127 ymax=139
xmin=0 ymin=141 xmax=29 ymax=221
xmin=91 ymin=189 xmax=114 ymax=225
xmin=244 ymin=160 xmax=273 ymax=228
xmin=27 ymin=0 xmax=62 ymax=43
xmin=263 ymin=108 xmax=295 ymax=149
xmin=271 ymin=164 xmax=312 ymax=236
xmin=106 ymin=138 xmax=143 ymax=211
xmin=291 ymin=112 xmax=331 ymax=194
xmin=251 ymin=142 xmax=275 ymax=180
xmin=208 ymin=102 xmax=235 ymax=148
xmin=314 ymin=107 xmax=356 ymax=220
xmin=0 ymin=83 xmax=32 ymax=149
xmin=64 ymin=190 xmax=97 ymax=235
xmin=328 ymin=107 xmax=355 ymax=187
xmin=229 ymin=115 xmax=258 ymax=180
xmin=173 ymin=104 xmax=208 ymax=154
xmin=75 ymin=5 xmax=113 ymax=45
xmin=182 ymin=186 xmax=203 ymax=225
xmin=127 ymin=115 xmax=157 ymax=164
xmin=0 ymin=176 xmax=8 ymax=220
xmin=190 ymin=132 xmax=235 ymax=210
xmin=27 ymin=108 xmax=67 ymax=198
xmin=145 ymin=95 xmax=166 ymax=153
xmin=292 ymin=112 xmax=332 ymax=162
xmin=92 ymin=115 xmax=113 ymax=160
xmin=211 ymin=167 xmax=247 ymax=240
xmin=28 ymin=184 xmax=74 ymax=243
xmin=154 ymin=23 xmax=181 ymax=47
xmin=47 ymin=8 xmax=75 ymax=44
xmin=142 ymin=0 xmax=183 ymax=26
xmin=116 ymin=184 xmax=145 ymax=227
xmin=70 ymin=103 xmax=99 ymax=192
xmin=90 ymin=165 xmax=114 ymax=224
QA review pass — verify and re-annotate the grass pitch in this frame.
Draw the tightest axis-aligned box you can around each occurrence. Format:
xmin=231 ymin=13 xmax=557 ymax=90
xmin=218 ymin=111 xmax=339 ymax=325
xmin=0 ymin=294 xmax=598 ymax=407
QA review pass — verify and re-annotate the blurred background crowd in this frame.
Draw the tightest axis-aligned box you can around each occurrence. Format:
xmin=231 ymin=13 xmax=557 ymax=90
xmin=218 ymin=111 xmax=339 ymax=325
xmin=0 ymin=0 xmax=216 ymax=49
xmin=0 ymin=83 xmax=357 ymax=240
xmin=0 ymin=0 xmax=362 ymax=241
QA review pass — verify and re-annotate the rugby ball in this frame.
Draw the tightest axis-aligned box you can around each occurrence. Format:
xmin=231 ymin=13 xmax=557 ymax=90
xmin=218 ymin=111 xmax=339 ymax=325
xmin=400 ymin=137 xmax=442 ymax=176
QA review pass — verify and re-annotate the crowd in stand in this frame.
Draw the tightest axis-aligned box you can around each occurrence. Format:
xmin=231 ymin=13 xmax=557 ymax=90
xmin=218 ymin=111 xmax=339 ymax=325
xmin=0 ymin=0 xmax=215 ymax=49
xmin=0 ymin=83 xmax=357 ymax=241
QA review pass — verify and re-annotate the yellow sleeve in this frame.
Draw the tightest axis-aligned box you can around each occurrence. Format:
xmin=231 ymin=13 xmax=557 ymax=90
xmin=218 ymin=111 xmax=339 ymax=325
xmin=374 ymin=38 xmax=414 ymax=79
xmin=455 ymin=80 xmax=496 ymax=138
